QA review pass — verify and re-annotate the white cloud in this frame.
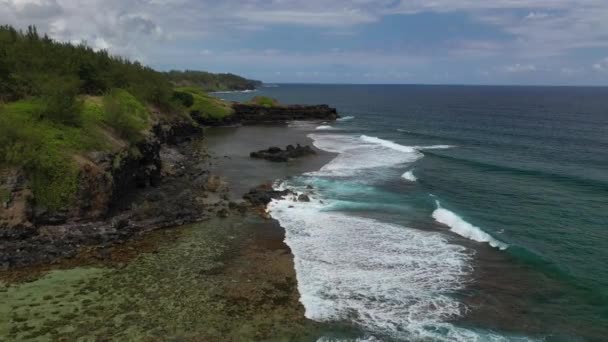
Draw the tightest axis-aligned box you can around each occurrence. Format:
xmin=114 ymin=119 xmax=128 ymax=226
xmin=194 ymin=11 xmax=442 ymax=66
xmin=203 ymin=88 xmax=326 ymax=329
xmin=233 ymin=9 xmax=377 ymax=27
xmin=592 ymin=58 xmax=608 ymax=72
xmin=504 ymin=64 xmax=537 ymax=73
xmin=525 ymin=11 xmax=551 ymax=20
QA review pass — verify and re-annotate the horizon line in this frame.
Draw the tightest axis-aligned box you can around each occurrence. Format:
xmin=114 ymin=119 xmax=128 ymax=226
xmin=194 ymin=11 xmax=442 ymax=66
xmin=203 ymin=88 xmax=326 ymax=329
xmin=260 ymin=82 xmax=608 ymax=88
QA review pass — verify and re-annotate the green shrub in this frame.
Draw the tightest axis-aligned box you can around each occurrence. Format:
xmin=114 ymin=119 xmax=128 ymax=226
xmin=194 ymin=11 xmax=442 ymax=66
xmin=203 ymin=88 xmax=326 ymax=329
xmin=103 ymin=89 xmax=150 ymax=143
xmin=250 ymin=96 xmax=279 ymax=107
xmin=0 ymin=103 xmax=79 ymax=210
xmin=171 ymin=90 xmax=194 ymax=107
xmin=25 ymin=150 xmax=79 ymax=211
xmin=175 ymin=86 xmax=234 ymax=119
xmin=41 ymin=77 xmax=84 ymax=127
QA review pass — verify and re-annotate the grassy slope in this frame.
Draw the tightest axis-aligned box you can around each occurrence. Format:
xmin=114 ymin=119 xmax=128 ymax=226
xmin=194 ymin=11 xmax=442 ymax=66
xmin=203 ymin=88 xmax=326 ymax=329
xmin=0 ymin=91 xmax=152 ymax=210
xmin=175 ymin=86 xmax=234 ymax=119
xmin=249 ymin=96 xmax=280 ymax=108
xmin=1 ymin=85 xmax=235 ymax=211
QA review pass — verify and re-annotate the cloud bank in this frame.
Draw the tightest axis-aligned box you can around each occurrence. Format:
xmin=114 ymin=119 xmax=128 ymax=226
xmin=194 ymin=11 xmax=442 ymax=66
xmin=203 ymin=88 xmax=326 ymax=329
xmin=1 ymin=0 xmax=607 ymax=84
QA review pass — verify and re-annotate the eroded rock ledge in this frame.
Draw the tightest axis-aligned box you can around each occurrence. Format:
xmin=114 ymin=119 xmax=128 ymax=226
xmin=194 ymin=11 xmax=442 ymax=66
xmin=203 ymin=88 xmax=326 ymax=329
xmin=192 ymin=103 xmax=339 ymax=126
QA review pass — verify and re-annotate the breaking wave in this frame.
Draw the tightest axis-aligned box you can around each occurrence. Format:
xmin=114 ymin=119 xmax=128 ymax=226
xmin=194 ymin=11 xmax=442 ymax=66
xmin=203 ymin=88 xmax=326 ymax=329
xmin=432 ymin=201 xmax=508 ymax=250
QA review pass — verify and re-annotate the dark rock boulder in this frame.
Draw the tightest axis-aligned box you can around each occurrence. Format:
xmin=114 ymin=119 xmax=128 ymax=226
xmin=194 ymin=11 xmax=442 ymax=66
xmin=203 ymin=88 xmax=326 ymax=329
xmin=297 ymin=194 xmax=310 ymax=202
xmin=243 ymin=185 xmax=292 ymax=206
xmin=250 ymin=144 xmax=316 ymax=162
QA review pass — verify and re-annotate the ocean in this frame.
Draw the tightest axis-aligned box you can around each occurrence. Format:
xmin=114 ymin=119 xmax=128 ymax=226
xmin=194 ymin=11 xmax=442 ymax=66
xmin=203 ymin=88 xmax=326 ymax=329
xmin=216 ymin=85 xmax=608 ymax=341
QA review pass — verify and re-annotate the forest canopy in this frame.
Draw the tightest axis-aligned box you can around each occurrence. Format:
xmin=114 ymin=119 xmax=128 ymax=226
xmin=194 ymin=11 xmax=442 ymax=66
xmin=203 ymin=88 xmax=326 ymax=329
xmin=0 ymin=25 xmax=260 ymax=105
xmin=164 ymin=70 xmax=262 ymax=92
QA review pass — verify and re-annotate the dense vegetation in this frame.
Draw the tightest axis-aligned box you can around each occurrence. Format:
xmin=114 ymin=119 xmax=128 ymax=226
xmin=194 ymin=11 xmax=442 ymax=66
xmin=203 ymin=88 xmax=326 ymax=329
xmin=165 ymin=70 xmax=262 ymax=92
xmin=0 ymin=25 xmax=243 ymax=211
xmin=0 ymin=25 xmax=173 ymax=107
xmin=250 ymin=96 xmax=280 ymax=107
xmin=175 ymin=87 xmax=234 ymax=119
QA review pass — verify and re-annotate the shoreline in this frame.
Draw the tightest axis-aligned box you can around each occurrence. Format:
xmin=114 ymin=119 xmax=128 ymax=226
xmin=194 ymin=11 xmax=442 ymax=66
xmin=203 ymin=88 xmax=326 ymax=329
xmin=1 ymin=122 xmax=339 ymax=340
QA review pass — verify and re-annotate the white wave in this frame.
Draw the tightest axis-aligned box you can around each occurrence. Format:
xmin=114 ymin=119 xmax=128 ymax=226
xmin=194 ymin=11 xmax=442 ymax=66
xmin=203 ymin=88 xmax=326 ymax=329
xmin=337 ymin=115 xmax=355 ymax=121
xmin=307 ymin=134 xmax=423 ymax=177
xmin=315 ymin=125 xmax=335 ymax=130
xmin=360 ymin=135 xmax=418 ymax=153
xmin=414 ymin=144 xmax=454 ymax=150
xmin=268 ymin=192 xmax=478 ymax=341
xmin=288 ymin=121 xmax=318 ymax=129
xmin=211 ymin=89 xmax=257 ymax=94
xmin=432 ymin=201 xmax=508 ymax=250
xmin=402 ymin=170 xmax=417 ymax=182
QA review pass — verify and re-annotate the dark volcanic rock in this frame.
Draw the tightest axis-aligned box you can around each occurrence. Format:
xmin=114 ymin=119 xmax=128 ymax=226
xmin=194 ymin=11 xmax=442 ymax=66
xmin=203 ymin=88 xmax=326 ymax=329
xmin=0 ymin=118 xmax=212 ymax=269
xmin=297 ymin=194 xmax=310 ymax=202
xmin=233 ymin=104 xmax=339 ymax=124
xmin=191 ymin=103 xmax=339 ymax=126
xmin=250 ymin=144 xmax=316 ymax=162
xmin=243 ymin=185 xmax=292 ymax=206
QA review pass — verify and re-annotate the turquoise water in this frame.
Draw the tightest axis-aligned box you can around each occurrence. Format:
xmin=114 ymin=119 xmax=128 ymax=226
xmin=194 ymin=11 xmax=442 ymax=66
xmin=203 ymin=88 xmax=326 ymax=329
xmin=216 ymin=85 xmax=608 ymax=341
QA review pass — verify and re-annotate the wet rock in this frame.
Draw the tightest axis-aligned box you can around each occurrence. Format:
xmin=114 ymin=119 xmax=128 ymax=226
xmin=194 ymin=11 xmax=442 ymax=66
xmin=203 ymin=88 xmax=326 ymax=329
xmin=243 ymin=185 xmax=292 ymax=206
xmin=217 ymin=208 xmax=229 ymax=218
xmin=297 ymin=194 xmax=310 ymax=202
xmin=250 ymin=144 xmax=316 ymax=162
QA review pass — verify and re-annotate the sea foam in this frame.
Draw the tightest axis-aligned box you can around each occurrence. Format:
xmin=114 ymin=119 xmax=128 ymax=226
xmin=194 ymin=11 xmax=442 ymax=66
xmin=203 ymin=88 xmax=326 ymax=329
xmin=432 ymin=201 xmax=508 ymax=250
xmin=402 ymin=170 xmax=417 ymax=182
xmin=308 ymin=134 xmax=423 ymax=177
xmin=337 ymin=115 xmax=355 ymax=121
xmin=268 ymin=191 xmax=477 ymax=341
xmin=315 ymin=125 xmax=335 ymax=130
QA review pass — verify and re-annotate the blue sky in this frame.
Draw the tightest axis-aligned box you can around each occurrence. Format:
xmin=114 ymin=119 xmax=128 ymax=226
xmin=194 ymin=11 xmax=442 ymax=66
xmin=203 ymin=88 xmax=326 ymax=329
xmin=3 ymin=0 xmax=608 ymax=85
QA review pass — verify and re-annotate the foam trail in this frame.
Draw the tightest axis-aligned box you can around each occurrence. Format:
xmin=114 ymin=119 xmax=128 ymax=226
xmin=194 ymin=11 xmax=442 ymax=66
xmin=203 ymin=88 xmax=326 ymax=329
xmin=307 ymin=134 xmax=423 ymax=177
xmin=414 ymin=145 xmax=454 ymax=150
xmin=402 ymin=170 xmax=417 ymax=182
xmin=316 ymin=125 xmax=334 ymax=130
xmin=360 ymin=135 xmax=417 ymax=153
xmin=432 ymin=201 xmax=508 ymax=250
xmin=211 ymin=89 xmax=257 ymax=94
xmin=337 ymin=115 xmax=355 ymax=121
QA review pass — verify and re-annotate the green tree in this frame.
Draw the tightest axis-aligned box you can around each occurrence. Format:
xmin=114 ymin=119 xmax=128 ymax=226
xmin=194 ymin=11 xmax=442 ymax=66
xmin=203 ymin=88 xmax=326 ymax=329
xmin=41 ymin=77 xmax=84 ymax=126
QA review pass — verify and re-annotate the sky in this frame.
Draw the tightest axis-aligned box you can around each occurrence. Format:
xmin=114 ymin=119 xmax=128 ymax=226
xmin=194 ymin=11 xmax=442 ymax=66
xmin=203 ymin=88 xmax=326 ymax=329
xmin=2 ymin=0 xmax=608 ymax=85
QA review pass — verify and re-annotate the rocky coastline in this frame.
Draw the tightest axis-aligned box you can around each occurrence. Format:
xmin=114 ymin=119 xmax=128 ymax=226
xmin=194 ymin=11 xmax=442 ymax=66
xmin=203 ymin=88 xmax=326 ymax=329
xmin=191 ymin=103 xmax=339 ymax=126
xmin=0 ymin=101 xmax=339 ymax=272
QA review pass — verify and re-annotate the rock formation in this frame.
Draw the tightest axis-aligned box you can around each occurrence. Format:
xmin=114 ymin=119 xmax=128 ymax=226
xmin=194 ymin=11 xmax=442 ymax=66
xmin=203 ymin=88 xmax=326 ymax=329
xmin=250 ymin=144 xmax=316 ymax=162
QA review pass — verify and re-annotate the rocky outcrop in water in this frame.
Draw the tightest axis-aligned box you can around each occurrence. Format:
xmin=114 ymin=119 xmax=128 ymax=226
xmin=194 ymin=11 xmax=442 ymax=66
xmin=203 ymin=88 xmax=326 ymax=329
xmin=243 ymin=184 xmax=292 ymax=206
xmin=233 ymin=104 xmax=339 ymax=124
xmin=250 ymin=144 xmax=316 ymax=162
xmin=191 ymin=104 xmax=339 ymax=126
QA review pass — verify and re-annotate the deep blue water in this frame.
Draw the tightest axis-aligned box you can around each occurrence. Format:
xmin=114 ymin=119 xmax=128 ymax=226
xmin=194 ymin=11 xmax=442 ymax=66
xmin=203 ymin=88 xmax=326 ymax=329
xmin=216 ymin=85 xmax=608 ymax=341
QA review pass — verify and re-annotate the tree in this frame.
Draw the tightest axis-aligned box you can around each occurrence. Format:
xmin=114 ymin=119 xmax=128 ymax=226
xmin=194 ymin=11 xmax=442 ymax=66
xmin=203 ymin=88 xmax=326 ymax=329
xmin=41 ymin=78 xmax=83 ymax=126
